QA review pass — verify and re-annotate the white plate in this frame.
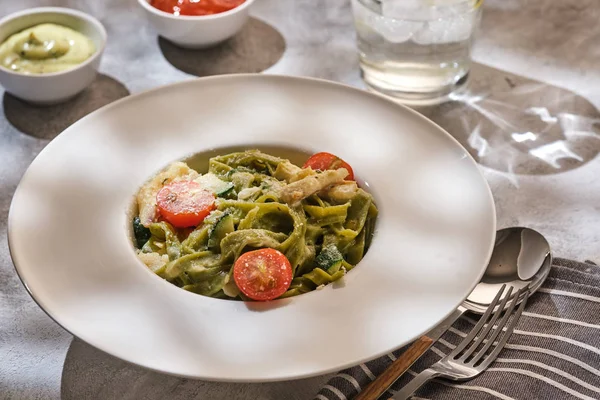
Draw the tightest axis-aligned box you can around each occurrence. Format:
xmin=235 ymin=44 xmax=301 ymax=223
xmin=8 ymin=75 xmax=495 ymax=381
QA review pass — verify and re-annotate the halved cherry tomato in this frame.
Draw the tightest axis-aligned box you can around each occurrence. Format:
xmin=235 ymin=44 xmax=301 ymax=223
xmin=303 ymin=152 xmax=355 ymax=180
xmin=233 ymin=248 xmax=293 ymax=301
xmin=156 ymin=181 xmax=215 ymax=228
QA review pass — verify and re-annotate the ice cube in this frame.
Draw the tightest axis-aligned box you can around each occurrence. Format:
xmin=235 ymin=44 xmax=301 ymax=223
xmin=382 ymin=0 xmax=433 ymax=20
xmin=375 ymin=17 xmax=422 ymax=43
xmin=413 ymin=14 xmax=474 ymax=44
xmin=355 ymin=0 xmax=422 ymax=43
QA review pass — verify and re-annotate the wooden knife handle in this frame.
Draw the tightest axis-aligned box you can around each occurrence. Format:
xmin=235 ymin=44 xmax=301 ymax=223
xmin=354 ymin=336 xmax=434 ymax=400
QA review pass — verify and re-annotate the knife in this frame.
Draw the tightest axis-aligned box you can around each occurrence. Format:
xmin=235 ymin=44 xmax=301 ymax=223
xmin=354 ymin=305 xmax=467 ymax=400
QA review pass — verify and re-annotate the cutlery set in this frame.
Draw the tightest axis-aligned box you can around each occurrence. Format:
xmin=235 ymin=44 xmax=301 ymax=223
xmin=357 ymin=227 xmax=551 ymax=400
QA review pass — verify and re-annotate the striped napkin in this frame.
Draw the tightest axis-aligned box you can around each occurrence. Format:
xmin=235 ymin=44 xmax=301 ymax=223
xmin=315 ymin=258 xmax=600 ymax=400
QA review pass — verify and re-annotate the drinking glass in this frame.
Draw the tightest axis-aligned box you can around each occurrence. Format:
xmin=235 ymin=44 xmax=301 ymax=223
xmin=351 ymin=0 xmax=483 ymax=104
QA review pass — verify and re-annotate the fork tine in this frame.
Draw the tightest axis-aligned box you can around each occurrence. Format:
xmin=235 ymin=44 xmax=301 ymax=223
xmin=473 ymin=287 xmax=529 ymax=368
xmin=449 ymin=284 xmax=507 ymax=358
xmin=458 ymin=286 xmax=514 ymax=362
xmin=467 ymin=286 xmax=520 ymax=365
xmin=391 ymin=286 xmax=529 ymax=399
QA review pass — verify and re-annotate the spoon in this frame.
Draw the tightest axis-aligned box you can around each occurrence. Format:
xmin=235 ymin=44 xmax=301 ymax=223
xmin=464 ymin=227 xmax=551 ymax=313
xmin=355 ymin=227 xmax=552 ymax=400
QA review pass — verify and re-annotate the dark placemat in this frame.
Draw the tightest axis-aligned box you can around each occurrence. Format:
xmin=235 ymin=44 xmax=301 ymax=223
xmin=4 ymin=73 xmax=129 ymax=140
xmin=315 ymin=258 xmax=600 ymax=400
xmin=158 ymin=17 xmax=285 ymax=77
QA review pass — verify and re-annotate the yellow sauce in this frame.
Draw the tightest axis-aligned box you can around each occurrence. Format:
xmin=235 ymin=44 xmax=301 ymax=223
xmin=0 ymin=23 xmax=95 ymax=74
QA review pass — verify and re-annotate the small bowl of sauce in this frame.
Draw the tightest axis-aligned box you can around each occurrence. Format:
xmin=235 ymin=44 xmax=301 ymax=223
xmin=150 ymin=0 xmax=247 ymax=17
xmin=0 ymin=23 xmax=96 ymax=75
xmin=0 ymin=7 xmax=106 ymax=105
xmin=138 ymin=0 xmax=255 ymax=49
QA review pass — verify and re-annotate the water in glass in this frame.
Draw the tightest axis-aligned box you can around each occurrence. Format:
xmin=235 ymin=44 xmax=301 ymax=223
xmin=352 ymin=0 xmax=482 ymax=104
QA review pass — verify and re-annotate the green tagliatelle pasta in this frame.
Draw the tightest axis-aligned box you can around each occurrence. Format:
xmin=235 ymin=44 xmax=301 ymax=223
xmin=133 ymin=150 xmax=377 ymax=300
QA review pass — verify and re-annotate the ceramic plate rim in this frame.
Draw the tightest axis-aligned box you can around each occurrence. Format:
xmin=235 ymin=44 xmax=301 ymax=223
xmin=8 ymin=74 xmax=496 ymax=382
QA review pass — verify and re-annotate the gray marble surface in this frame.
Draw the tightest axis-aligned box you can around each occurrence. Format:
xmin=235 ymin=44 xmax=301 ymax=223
xmin=1 ymin=0 xmax=599 ymax=399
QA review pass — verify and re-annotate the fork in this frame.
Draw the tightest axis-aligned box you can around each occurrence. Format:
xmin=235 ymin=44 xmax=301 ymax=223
xmin=391 ymin=284 xmax=529 ymax=400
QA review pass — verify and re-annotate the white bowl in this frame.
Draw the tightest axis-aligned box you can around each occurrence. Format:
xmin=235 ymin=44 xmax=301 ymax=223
xmin=8 ymin=75 xmax=495 ymax=381
xmin=0 ymin=7 xmax=106 ymax=105
xmin=138 ymin=0 xmax=255 ymax=49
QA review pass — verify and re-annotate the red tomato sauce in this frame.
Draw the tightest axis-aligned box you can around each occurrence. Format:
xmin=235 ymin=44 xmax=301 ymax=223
xmin=150 ymin=0 xmax=246 ymax=16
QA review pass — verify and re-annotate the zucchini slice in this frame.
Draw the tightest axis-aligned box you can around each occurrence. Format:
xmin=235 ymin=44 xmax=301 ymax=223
xmin=133 ymin=216 xmax=151 ymax=249
xmin=315 ymin=244 xmax=344 ymax=274
xmin=195 ymin=173 xmax=234 ymax=196
xmin=208 ymin=213 xmax=235 ymax=250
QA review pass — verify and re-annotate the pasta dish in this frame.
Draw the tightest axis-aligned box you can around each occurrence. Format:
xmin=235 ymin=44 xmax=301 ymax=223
xmin=133 ymin=150 xmax=377 ymax=301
